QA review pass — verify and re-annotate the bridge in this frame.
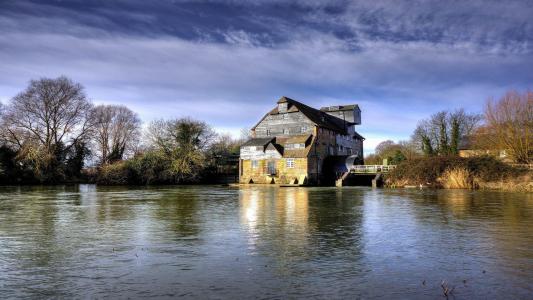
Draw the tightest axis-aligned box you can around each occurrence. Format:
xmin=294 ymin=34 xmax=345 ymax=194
xmin=336 ymin=165 xmax=397 ymax=187
xmin=349 ymin=165 xmax=396 ymax=174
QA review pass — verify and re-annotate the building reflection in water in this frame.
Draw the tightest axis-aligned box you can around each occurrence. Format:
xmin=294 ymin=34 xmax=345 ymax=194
xmin=238 ymin=187 xmax=365 ymax=283
xmin=239 ymin=187 xmax=310 ymax=258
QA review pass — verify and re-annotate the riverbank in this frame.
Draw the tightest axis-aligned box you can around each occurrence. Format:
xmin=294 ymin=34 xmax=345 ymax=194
xmin=385 ymin=156 xmax=532 ymax=192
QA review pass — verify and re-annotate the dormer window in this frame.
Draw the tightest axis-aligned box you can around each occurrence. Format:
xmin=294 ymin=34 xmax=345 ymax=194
xmin=278 ymin=102 xmax=288 ymax=113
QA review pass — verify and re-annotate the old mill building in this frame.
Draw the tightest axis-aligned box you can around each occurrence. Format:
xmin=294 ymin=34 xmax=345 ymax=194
xmin=239 ymin=96 xmax=364 ymax=185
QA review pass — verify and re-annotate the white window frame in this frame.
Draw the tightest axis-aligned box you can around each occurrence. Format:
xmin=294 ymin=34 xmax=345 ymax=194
xmin=251 ymin=160 xmax=259 ymax=169
xmin=283 ymin=128 xmax=290 ymax=135
xmin=286 ymin=158 xmax=295 ymax=168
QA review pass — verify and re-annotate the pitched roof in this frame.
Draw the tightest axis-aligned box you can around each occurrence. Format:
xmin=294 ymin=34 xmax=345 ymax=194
xmin=265 ymin=142 xmax=284 ymax=155
xmin=253 ymin=96 xmax=350 ymax=134
xmin=353 ymin=131 xmax=365 ymax=140
xmin=278 ymin=134 xmax=312 ymax=144
xmin=241 ymin=137 xmax=274 ymax=147
xmin=320 ymin=104 xmax=360 ymax=112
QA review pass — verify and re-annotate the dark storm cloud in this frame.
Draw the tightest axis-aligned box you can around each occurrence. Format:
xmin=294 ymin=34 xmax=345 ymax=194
xmin=1 ymin=0 xmax=532 ymax=152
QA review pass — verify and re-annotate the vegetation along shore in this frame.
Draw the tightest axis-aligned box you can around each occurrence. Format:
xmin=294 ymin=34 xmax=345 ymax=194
xmin=0 ymin=76 xmax=531 ymax=189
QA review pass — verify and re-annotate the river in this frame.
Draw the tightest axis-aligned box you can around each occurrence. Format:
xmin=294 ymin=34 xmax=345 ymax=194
xmin=0 ymin=185 xmax=532 ymax=299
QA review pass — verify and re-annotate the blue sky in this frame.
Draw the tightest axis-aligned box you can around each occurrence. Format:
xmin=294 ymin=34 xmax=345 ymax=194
xmin=1 ymin=0 xmax=532 ymax=153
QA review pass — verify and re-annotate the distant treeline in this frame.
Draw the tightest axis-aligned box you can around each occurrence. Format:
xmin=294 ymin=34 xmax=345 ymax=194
xmin=365 ymin=89 xmax=531 ymax=190
xmin=365 ymin=90 xmax=532 ymax=165
xmin=0 ymin=76 xmax=245 ymax=185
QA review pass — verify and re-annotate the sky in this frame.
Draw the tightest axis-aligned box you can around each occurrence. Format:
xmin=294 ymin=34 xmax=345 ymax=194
xmin=1 ymin=0 xmax=532 ymax=153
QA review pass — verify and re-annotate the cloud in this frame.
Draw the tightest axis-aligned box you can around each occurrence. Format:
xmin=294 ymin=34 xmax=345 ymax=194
xmin=0 ymin=0 xmax=532 ymax=154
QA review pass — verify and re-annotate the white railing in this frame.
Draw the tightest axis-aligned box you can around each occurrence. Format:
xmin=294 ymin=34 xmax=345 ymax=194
xmin=510 ymin=164 xmax=533 ymax=170
xmin=350 ymin=165 xmax=397 ymax=173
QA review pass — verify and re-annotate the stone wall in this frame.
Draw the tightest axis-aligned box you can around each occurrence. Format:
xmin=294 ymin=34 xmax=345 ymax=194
xmin=240 ymin=158 xmax=308 ymax=184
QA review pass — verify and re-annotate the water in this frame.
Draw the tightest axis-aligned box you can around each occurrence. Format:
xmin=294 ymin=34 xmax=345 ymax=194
xmin=0 ymin=185 xmax=532 ymax=299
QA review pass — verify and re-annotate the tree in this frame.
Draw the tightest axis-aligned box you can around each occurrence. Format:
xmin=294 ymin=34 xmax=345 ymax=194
xmin=398 ymin=140 xmax=420 ymax=160
xmin=479 ymin=90 xmax=532 ymax=163
xmin=91 ymin=104 xmax=141 ymax=165
xmin=412 ymin=109 xmax=481 ymax=156
xmin=207 ymin=133 xmax=242 ymax=156
xmin=373 ymin=140 xmax=409 ymax=165
xmin=0 ymin=76 xmax=93 ymax=182
xmin=240 ymin=127 xmax=252 ymax=140
xmin=147 ymin=117 xmax=215 ymax=182
xmin=375 ymin=140 xmax=397 ymax=157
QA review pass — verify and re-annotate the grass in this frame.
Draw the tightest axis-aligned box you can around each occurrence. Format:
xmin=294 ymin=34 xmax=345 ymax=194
xmin=386 ymin=155 xmax=530 ymax=191
xmin=440 ymin=167 xmax=474 ymax=189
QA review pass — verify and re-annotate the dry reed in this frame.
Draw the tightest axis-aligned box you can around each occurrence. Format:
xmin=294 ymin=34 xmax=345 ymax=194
xmin=439 ymin=167 xmax=474 ymax=189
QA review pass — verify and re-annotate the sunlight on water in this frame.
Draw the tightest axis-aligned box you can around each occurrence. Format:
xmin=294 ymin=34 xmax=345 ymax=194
xmin=0 ymin=185 xmax=532 ymax=298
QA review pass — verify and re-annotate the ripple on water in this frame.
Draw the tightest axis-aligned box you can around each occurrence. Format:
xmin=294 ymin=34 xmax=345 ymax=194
xmin=0 ymin=185 xmax=532 ymax=298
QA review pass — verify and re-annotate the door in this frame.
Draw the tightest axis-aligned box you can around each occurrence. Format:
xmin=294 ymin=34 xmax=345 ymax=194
xmin=267 ymin=160 xmax=276 ymax=175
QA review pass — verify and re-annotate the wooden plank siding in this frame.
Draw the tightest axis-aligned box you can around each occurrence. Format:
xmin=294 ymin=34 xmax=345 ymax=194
xmin=240 ymin=97 xmax=364 ymax=185
xmin=254 ymin=111 xmax=315 ymax=138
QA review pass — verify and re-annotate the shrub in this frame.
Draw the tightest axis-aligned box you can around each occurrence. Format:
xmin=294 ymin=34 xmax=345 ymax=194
xmin=125 ymin=151 xmax=173 ymax=185
xmin=440 ymin=168 xmax=474 ymax=189
xmin=96 ymin=161 xmax=130 ymax=185
xmin=387 ymin=155 xmax=527 ymax=188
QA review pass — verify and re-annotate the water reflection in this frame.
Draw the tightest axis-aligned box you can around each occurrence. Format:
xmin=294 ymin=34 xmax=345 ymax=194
xmin=0 ymin=185 xmax=532 ymax=298
xmin=239 ymin=188 xmax=310 ymax=253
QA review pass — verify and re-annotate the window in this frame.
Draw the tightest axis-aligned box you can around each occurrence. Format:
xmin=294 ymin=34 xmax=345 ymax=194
xmin=285 ymin=143 xmax=305 ymax=149
xmin=266 ymin=129 xmax=271 ymax=136
xmin=328 ymin=145 xmax=334 ymax=155
xmin=286 ymin=158 xmax=295 ymax=168
xmin=267 ymin=160 xmax=276 ymax=175
xmin=347 ymin=148 xmax=352 ymax=155
xmin=283 ymin=113 xmax=288 ymax=119
xmin=283 ymin=128 xmax=289 ymax=135
xmin=301 ymin=126 xmax=308 ymax=133
xmin=252 ymin=160 xmax=259 ymax=169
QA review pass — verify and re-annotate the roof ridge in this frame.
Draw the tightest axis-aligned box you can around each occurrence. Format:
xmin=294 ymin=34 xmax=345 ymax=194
xmin=284 ymin=97 xmax=347 ymax=132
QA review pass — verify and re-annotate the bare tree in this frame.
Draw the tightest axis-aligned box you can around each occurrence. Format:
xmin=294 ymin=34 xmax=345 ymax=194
xmin=412 ymin=109 xmax=481 ymax=156
xmin=373 ymin=140 xmax=416 ymax=164
xmin=1 ymin=76 xmax=93 ymax=152
xmin=398 ymin=140 xmax=420 ymax=160
xmin=91 ymin=104 xmax=141 ymax=164
xmin=0 ymin=76 xmax=93 ymax=182
xmin=480 ymin=90 xmax=532 ymax=163
xmin=240 ymin=127 xmax=252 ymax=140
xmin=375 ymin=140 xmax=397 ymax=157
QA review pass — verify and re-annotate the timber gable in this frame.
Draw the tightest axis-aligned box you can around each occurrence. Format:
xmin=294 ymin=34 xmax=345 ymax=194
xmin=240 ymin=96 xmax=364 ymax=185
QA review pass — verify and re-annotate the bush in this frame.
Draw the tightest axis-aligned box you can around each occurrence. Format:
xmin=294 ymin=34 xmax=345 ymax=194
xmin=440 ymin=168 xmax=474 ymax=189
xmin=96 ymin=161 xmax=130 ymax=185
xmin=387 ymin=155 xmax=527 ymax=188
xmin=125 ymin=151 xmax=173 ymax=185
